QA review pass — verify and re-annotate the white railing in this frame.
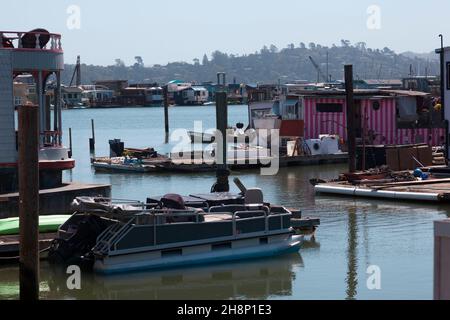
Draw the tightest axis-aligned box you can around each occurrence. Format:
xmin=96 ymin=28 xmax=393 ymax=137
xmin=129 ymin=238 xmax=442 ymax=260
xmin=0 ymin=30 xmax=62 ymax=51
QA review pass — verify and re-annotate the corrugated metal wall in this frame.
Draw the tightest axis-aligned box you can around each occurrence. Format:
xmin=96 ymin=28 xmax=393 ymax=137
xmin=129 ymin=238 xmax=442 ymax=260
xmin=304 ymin=97 xmax=446 ymax=146
xmin=0 ymin=50 xmax=16 ymax=163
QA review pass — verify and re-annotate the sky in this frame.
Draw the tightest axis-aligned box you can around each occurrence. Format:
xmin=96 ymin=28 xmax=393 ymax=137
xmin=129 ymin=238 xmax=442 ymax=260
xmin=1 ymin=0 xmax=449 ymax=66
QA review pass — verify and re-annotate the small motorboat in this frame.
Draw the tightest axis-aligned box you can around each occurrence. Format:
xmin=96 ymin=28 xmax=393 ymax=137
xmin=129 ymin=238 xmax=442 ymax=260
xmin=48 ymin=188 xmax=310 ymax=274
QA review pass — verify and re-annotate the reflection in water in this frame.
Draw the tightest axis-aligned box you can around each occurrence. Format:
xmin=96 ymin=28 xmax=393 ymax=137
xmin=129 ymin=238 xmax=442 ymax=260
xmin=40 ymin=254 xmax=304 ymax=300
xmin=346 ymin=207 xmax=358 ymax=300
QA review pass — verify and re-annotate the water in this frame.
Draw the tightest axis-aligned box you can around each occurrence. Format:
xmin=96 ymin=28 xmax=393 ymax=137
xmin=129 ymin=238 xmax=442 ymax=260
xmin=1 ymin=105 xmax=449 ymax=300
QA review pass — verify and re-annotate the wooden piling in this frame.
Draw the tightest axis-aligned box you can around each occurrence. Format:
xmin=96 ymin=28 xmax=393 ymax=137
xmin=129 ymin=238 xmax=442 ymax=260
xmin=163 ymin=86 xmax=170 ymax=143
xmin=212 ymin=73 xmax=230 ymax=193
xmin=345 ymin=65 xmax=357 ymax=173
xmin=18 ymin=105 xmax=40 ymax=301
xmin=69 ymin=127 xmax=73 ymax=158
xmin=89 ymin=119 xmax=95 ymax=151
xmin=215 ymin=91 xmax=228 ymax=168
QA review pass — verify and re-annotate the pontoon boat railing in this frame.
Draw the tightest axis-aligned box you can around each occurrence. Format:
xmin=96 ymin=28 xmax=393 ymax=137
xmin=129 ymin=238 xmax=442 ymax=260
xmin=92 ymin=205 xmax=291 ymax=255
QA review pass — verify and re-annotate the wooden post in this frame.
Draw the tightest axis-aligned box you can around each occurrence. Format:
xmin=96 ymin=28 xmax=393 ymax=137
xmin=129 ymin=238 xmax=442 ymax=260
xmin=69 ymin=127 xmax=73 ymax=158
xmin=216 ymin=91 xmax=228 ymax=169
xmin=163 ymin=86 xmax=170 ymax=143
xmin=89 ymin=119 xmax=95 ymax=151
xmin=18 ymin=105 xmax=40 ymax=301
xmin=345 ymin=65 xmax=357 ymax=173
xmin=211 ymin=73 xmax=230 ymax=193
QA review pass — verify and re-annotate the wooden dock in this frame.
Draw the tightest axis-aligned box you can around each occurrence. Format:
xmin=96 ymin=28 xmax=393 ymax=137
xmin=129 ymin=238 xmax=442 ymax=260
xmin=315 ymin=178 xmax=450 ymax=202
xmin=92 ymin=153 xmax=348 ymax=174
xmin=0 ymin=182 xmax=111 ymax=218
xmin=0 ymin=233 xmax=55 ymax=261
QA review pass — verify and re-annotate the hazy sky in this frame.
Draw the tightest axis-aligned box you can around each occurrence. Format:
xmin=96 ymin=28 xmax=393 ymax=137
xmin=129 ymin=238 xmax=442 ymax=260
xmin=2 ymin=0 xmax=449 ymax=66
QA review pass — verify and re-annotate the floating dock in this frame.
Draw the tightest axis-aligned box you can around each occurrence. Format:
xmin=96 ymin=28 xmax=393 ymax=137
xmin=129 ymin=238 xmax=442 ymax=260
xmin=315 ymin=178 xmax=450 ymax=202
xmin=92 ymin=153 xmax=348 ymax=174
xmin=0 ymin=182 xmax=111 ymax=218
xmin=0 ymin=233 xmax=55 ymax=261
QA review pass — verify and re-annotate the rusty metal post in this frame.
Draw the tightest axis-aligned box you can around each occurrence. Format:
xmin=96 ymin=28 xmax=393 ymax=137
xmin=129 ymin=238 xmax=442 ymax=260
xmin=18 ymin=105 xmax=40 ymax=301
xmin=163 ymin=85 xmax=170 ymax=144
xmin=345 ymin=65 xmax=357 ymax=173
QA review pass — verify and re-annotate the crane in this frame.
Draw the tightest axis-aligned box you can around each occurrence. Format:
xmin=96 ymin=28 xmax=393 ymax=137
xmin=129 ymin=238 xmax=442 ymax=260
xmin=69 ymin=55 xmax=81 ymax=87
xmin=309 ymin=56 xmax=328 ymax=83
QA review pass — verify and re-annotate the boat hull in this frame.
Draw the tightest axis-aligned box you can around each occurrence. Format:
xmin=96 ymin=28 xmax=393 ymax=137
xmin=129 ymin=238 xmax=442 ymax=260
xmin=94 ymin=234 xmax=303 ymax=274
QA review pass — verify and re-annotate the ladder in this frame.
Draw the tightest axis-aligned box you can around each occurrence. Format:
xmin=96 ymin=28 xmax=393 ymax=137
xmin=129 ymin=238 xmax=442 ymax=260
xmin=92 ymin=219 xmax=135 ymax=255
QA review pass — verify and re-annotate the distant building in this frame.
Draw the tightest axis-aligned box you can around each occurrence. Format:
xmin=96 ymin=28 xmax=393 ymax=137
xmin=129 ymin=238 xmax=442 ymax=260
xmin=80 ymin=85 xmax=114 ymax=106
xmin=172 ymin=86 xmax=209 ymax=105
xmin=61 ymin=86 xmax=83 ymax=108
xmin=13 ymin=82 xmax=31 ymax=106
xmin=402 ymin=76 xmax=440 ymax=95
xmin=93 ymin=80 xmax=128 ymax=96
xmin=119 ymin=86 xmax=164 ymax=106
xmin=355 ymin=79 xmax=403 ymax=90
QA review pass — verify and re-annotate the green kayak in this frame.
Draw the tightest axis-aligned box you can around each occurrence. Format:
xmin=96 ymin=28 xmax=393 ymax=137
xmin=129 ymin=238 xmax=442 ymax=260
xmin=0 ymin=215 xmax=71 ymax=236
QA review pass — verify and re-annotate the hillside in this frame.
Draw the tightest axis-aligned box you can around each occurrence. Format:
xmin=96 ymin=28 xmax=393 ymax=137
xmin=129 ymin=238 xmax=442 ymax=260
xmin=62 ymin=41 xmax=441 ymax=85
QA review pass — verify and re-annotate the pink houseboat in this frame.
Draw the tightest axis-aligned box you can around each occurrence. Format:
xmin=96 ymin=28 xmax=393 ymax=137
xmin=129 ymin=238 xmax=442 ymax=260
xmin=248 ymin=88 xmax=445 ymax=147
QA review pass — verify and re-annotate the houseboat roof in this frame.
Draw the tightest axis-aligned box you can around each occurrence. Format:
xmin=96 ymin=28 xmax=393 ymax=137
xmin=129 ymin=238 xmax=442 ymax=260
xmin=292 ymin=89 xmax=430 ymax=99
xmin=61 ymin=86 xmax=83 ymax=93
xmin=191 ymin=86 xmax=207 ymax=91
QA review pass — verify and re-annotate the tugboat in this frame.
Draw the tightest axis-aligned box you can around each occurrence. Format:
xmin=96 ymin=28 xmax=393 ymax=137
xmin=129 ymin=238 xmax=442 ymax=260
xmin=48 ymin=185 xmax=312 ymax=274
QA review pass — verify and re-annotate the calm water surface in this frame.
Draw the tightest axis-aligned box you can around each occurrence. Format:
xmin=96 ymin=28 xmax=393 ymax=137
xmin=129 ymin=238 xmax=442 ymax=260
xmin=1 ymin=105 xmax=449 ymax=300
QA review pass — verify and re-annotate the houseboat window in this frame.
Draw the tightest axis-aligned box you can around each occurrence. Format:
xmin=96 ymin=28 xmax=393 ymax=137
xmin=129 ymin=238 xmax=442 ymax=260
xmin=372 ymin=101 xmax=380 ymax=111
xmin=283 ymin=101 xmax=299 ymax=119
xmin=251 ymin=109 xmax=272 ymax=120
xmin=316 ymin=103 xmax=343 ymax=113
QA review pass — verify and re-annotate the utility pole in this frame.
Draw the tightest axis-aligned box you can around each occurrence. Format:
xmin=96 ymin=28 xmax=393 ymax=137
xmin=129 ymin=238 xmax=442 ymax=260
xmin=345 ymin=65 xmax=357 ymax=173
xmin=211 ymin=72 xmax=229 ymax=193
xmin=18 ymin=105 xmax=40 ymax=301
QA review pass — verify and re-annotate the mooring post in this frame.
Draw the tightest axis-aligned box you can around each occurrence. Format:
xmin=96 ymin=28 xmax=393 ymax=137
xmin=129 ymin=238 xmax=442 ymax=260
xmin=69 ymin=127 xmax=73 ymax=158
xmin=345 ymin=65 xmax=357 ymax=173
xmin=89 ymin=119 xmax=95 ymax=152
xmin=211 ymin=73 xmax=230 ymax=193
xmin=18 ymin=105 xmax=40 ymax=301
xmin=163 ymin=85 xmax=170 ymax=143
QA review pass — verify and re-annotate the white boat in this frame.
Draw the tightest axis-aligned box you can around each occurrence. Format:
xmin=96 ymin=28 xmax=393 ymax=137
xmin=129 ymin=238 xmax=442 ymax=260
xmin=188 ymin=128 xmax=257 ymax=144
xmin=49 ymin=189 xmax=305 ymax=274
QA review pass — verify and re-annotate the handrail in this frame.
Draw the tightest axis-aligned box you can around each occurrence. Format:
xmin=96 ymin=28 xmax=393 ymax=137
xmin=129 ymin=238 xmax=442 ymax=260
xmin=1 ymin=30 xmax=62 ymax=52
xmin=97 ymin=208 xmax=293 ymax=254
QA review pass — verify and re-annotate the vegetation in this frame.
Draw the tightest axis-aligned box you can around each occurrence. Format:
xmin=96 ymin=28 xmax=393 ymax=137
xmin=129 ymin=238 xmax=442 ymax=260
xmin=62 ymin=41 xmax=440 ymax=85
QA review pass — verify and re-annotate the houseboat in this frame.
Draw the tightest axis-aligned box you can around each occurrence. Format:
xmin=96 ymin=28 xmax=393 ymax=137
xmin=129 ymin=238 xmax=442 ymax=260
xmin=80 ymin=84 xmax=116 ymax=108
xmin=0 ymin=29 xmax=75 ymax=193
xmin=248 ymin=87 xmax=446 ymax=148
xmin=48 ymin=188 xmax=308 ymax=274
xmin=169 ymin=82 xmax=209 ymax=106
xmin=120 ymin=84 xmax=164 ymax=106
